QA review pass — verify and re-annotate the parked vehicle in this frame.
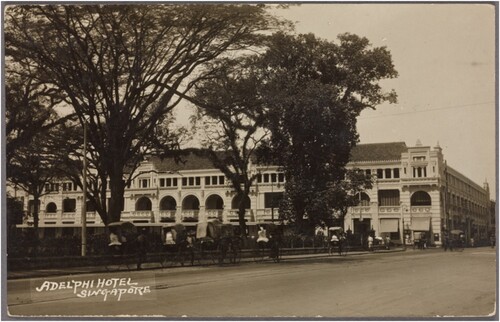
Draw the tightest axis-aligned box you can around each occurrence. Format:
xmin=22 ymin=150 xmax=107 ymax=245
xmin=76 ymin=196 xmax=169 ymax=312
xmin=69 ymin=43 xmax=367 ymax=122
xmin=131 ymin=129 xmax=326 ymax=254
xmin=195 ymin=219 xmax=242 ymax=265
xmin=328 ymin=226 xmax=348 ymax=256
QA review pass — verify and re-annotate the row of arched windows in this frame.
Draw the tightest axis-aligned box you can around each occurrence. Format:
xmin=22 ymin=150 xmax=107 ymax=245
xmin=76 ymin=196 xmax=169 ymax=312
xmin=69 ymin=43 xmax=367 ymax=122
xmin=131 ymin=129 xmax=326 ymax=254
xmin=42 ymin=191 xmax=432 ymax=213
xmin=43 ymin=194 xmax=252 ymax=213
xmin=356 ymin=190 xmax=432 ymax=206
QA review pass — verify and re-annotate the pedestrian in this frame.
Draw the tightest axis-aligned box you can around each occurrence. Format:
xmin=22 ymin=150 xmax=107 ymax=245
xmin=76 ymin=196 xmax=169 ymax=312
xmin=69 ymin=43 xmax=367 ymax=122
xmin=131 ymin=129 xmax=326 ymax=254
xmin=420 ymin=232 xmax=426 ymax=250
xmin=443 ymin=231 xmax=449 ymax=251
xmin=136 ymin=228 xmax=148 ymax=270
xmin=367 ymin=235 xmax=374 ymax=251
xmin=385 ymin=235 xmax=391 ymax=250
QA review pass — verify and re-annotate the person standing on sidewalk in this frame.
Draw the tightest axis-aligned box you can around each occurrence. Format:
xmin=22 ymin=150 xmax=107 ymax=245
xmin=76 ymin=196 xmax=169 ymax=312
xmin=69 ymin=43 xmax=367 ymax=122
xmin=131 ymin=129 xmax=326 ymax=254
xmin=367 ymin=235 xmax=374 ymax=251
xmin=136 ymin=228 xmax=148 ymax=270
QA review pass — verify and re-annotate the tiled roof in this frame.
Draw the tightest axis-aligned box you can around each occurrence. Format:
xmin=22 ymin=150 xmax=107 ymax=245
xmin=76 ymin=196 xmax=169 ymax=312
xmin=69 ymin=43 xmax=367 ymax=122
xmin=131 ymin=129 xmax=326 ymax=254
xmin=148 ymin=142 xmax=408 ymax=172
xmin=150 ymin=153 xmax=217 ymax=172
xmin=349 ymin=142 xmax=407 ymax=162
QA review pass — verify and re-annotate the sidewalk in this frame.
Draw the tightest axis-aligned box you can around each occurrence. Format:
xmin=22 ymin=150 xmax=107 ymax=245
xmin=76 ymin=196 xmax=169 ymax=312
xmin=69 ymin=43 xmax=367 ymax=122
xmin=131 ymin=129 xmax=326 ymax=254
xmin=7 ymin=247 xmax=407 ymax=280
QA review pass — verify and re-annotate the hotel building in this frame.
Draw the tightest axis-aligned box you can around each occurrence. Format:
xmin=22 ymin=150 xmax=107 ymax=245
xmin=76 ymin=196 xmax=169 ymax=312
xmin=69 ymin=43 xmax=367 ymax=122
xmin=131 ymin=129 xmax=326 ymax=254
xmin=14 ymin=140 xmax=493 ymax=246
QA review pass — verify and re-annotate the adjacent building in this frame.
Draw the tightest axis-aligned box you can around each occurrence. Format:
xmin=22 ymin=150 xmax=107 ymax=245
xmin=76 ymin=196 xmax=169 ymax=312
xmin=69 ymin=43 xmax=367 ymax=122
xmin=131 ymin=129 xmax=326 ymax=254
xmin=13 ymin=140 xmax=494 ymax=246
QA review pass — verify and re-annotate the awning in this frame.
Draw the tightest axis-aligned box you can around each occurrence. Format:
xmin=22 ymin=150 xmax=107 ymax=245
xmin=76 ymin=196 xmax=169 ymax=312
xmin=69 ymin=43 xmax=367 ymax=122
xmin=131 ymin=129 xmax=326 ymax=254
xmin=379 ymin=219 xmax=399 ymax=233
xmin=410 ymin=217 xmax=430 ymax=231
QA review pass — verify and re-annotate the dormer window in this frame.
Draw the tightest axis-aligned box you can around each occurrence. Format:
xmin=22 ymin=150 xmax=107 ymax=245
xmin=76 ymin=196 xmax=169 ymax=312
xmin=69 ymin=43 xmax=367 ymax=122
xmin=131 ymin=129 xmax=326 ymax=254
xmin=413 ymin=156 xmax=426 ymax=161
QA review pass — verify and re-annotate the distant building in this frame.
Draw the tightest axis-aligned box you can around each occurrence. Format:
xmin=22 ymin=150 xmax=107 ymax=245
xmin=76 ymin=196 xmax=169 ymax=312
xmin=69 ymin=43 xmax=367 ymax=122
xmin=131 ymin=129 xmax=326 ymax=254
xmin=12 ymin=140 xmax=493 ymax=245
xmin=345 ymin=140 xmax=492 ymax=247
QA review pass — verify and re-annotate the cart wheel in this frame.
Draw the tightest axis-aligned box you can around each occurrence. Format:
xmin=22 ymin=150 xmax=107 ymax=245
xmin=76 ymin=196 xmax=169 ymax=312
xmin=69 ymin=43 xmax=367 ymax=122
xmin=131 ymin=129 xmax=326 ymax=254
xmin=253 ymin=245 xmax=266 ymax=263
xmin=161 ymin=253 xmax=176 ymax=268
xmin=340 ymin=244 xmax=349 ymax=257
xmin=272 ymin=248 xmax=281 ymax=263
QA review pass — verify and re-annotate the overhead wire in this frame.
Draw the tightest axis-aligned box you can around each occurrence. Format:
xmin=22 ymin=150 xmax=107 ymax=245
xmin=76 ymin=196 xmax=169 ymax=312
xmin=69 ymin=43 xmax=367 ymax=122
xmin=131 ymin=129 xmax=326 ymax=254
xmin=359 ymin=101 xmax=495 ymax=120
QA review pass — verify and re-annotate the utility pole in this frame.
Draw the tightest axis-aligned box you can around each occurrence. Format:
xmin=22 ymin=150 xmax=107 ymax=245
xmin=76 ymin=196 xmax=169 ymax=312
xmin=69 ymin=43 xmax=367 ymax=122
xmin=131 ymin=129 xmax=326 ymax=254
xmin=81 ymin=121 xmax=87 ymax=256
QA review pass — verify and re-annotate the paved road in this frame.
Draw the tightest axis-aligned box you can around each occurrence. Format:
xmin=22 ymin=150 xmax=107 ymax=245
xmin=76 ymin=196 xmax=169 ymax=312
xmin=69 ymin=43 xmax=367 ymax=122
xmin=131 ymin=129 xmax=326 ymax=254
xmin=7 ymin=247 xmax=496 ymax=318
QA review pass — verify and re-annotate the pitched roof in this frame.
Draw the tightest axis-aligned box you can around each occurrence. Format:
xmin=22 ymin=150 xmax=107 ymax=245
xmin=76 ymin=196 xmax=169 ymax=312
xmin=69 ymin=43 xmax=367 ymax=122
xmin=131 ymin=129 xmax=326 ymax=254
xmin=150 ymin=153 xmax=217 ymax=172
xmin=349 ymin=142 xmax=407 ymax=162
xmin=147 ymin=142 xmax=408 ymax=172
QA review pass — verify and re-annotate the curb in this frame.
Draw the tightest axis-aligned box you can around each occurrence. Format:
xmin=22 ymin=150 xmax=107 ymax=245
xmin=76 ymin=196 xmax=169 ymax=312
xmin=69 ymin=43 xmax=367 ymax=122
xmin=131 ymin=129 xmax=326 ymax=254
xmin=7 ymin=247 xmax=408 ymax=280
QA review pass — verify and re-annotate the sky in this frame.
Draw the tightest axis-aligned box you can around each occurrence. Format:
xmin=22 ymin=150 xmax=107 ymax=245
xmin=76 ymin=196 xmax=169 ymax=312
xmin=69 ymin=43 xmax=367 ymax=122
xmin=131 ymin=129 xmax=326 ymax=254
xmin=269 ymin=3 xmax=497 ymax=198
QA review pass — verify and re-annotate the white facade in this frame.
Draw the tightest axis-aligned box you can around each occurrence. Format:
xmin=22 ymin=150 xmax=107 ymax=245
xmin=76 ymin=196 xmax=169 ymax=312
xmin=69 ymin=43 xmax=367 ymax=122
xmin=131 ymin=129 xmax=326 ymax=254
xmin=14 ymin=141 xmax=493 ymax=245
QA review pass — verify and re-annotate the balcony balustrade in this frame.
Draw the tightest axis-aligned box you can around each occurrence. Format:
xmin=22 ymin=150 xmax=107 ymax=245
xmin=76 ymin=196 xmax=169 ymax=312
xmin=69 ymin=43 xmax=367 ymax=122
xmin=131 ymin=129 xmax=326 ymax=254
xmin=159 ymin=210 xmax=176 ymax=223
xmin=206 ymin=209 xmax=223 ymax=220
xmin=86 ymin=212 xmax=96 ymax=219
xmin=61 ymin=212 xmax=76 ymax=219
xmin=378 ymin=206 xmax=401 ymax=213
xmin=227 ymin=209 xmax=254 ymax=222
xmin=44 ymin=212 xmax=58 ymax=219
xmin=181 ymin=210 xmax=199 ymax=222
xmin=410 ymin=206 xmax=432 ymax=213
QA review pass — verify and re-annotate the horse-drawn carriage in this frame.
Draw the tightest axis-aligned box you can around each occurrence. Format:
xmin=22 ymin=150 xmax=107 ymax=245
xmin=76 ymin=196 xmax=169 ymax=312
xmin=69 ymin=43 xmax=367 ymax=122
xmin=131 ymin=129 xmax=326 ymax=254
xmin=196 ymin=219 xmax=242 ymax=264
xmin=327 ymin=226 xmax=348 ymax=256
xmin=161 ymin=219 xmax=241 ymax=267
xmin=253 ymin=223 xmax=283 ymax=263
xmin=104 ymin=221 xmax=139 ymax=271
xmin=160 ymin=223 xmax=195 ymax=267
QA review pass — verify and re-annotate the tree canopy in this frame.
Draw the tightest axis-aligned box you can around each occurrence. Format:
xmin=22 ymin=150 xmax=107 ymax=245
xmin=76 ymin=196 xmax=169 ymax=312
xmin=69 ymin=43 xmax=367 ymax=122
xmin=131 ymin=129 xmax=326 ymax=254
xmin=190 ymin=57 xmax=270 ymax=233
xmin=5 ymin=4 xmax=287 ymax=224
xmin=256 ymin=32 xmax=397 ymax=231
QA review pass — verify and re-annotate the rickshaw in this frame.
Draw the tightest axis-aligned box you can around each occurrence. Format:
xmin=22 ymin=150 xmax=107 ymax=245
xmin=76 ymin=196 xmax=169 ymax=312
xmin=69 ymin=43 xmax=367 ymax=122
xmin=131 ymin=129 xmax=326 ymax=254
xmin=253 ymin=223 xmax=283 ymax=263
xmin=160 ymin=223 xmax=195 ymax=267
xmin=328 ymin=226 xmax=348 ymax=256
xmin=194 ymin=219 xmax=241 ymax=265
xmin=104 ymin=221 xmax=138 ymax=271
xmin=450 ymin=229 xmax=465 ymax=252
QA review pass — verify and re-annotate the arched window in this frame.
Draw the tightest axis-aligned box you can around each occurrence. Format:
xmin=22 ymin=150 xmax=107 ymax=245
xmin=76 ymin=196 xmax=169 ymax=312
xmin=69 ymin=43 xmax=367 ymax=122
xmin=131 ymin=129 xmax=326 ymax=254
xmin=355 ymin=192 xmax=371 ymax=206
xmin=182 ymin=195 xmax=200 ymax=210
xmin=206 ymin=194 xmax=224 ymax=210
xmin=46 ymin=202 xmax=57 ymax=213
xmin=160 ymin=196 xmax=177 ymax=210
xmin=411 ymin=191 xmax=432 ymax=206
xmin=231 ymin=194 xmax=251 ymax=209
xmin=135 ymin=196 xmax=152 ymax=211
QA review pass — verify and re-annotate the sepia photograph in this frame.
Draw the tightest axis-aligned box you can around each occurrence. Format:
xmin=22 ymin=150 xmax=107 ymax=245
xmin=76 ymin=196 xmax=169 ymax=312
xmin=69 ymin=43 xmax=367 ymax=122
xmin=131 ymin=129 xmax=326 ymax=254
xmin=3 ymin=2 xmax=497 ymax=319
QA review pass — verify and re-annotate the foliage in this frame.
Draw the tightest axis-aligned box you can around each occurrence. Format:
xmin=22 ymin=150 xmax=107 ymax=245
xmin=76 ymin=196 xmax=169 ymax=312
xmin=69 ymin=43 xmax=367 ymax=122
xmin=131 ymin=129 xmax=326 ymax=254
xmin=7 ymin=122 xmax=74 ymax=233
xmin=5 ymin=59 xmax=73 ymax=164
xmin=6 ymin=195 xmax=24 ymax=231
xmin=190 ymin=57 xmax=270 ymax=234
xmin=256 ymin=32 xmax=397 ymax=232
xmin=5 ymin=4 xmax=286 ymax=224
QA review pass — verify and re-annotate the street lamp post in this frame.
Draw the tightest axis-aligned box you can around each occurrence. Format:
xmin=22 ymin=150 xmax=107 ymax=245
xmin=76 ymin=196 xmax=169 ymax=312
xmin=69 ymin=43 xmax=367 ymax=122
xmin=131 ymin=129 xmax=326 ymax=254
xmin=400 ymin=203 xmax=406 ymax=250
xmin=81 ymin=121 xmax=87 ymax=257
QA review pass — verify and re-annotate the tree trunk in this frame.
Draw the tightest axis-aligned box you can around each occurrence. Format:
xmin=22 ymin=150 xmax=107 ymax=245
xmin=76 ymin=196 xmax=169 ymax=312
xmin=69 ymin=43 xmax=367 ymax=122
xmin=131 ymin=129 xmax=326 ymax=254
xmin=238 ymin=200 xmax=248 ymax=237
xmin=108 ymin=173 xmax=125 ymax=223
xmin=32 ymin=193 xmax=41 ymax=257
xmin=32 ymin=194 xmax=40 ymax=239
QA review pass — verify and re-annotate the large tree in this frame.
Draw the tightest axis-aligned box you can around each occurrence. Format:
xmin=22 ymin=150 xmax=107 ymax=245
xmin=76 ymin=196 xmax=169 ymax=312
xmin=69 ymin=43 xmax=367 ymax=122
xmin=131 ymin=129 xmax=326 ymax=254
xmin=189 ymin=58 xmax=270 ymax=234
xmin=257 ymin=32 xmax=398 ymax=232
xmin=7 ymin=123 xmax=73 ymax=237
xmin=5 ymin=4 xmax=285 ymax=225
xmin=5 ymin=59 xmax=74 ymax=164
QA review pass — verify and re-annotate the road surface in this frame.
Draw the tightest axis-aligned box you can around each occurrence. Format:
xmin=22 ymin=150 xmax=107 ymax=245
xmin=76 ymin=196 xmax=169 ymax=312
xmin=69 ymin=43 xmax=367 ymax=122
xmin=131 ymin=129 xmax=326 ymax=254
xmin=7 ymin=247 xmax=496 ymax=318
